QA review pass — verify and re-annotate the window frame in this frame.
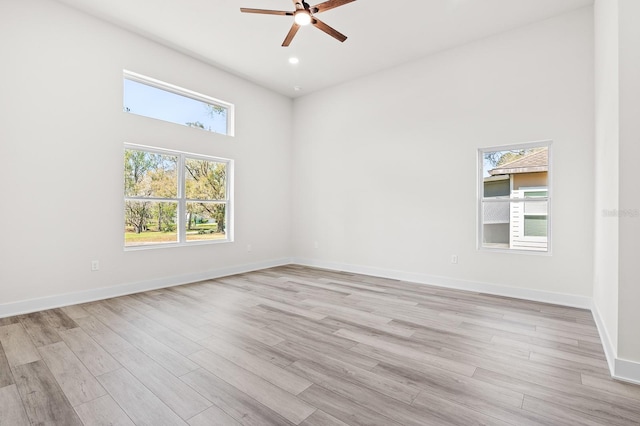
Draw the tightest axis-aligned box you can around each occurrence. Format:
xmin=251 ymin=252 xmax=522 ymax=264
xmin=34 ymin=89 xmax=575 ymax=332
xmin=124 ymin=143 xmax=234 ymax=250
xmin=477 ymin=140 xmax=552 ymax=255
xmin=123 ymin=70 xmax=235 ymax=137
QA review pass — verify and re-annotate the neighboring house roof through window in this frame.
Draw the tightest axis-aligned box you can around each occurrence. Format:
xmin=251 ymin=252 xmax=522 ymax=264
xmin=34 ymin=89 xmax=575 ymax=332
xmin=489 ymin=148 xmax=548 ymax=176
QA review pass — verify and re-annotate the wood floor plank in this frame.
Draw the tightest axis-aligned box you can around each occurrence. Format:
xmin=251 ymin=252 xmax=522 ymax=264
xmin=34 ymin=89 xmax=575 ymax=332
xmin=199 ymin=335 xmax=313 ymax=395
xmin=492 ymin=334 xmax=606 ymax=360
xmin=189 ymin=349 xmax=316 ymax=424
xmin=208 ymin=331 xmax=298 ymax=369
xmin=256 ymin=297 xmax=327 ymax=321
xmin=0 ymin=384 xmax=30 ymax=426
xmin=299 ymin=409 xmax=351 ymax=426
xmin=521 ymin=394 xmax=609 ymax=426
xmin=130 ymin=302 xmax=212 ymax=341
xmin=181 ymin=368 xmax=297 ymax=426
xmin=60 ymin=304 xmax=90 ymax=320
xmin=288 ymin=359 xmax=463 ymax=426
xmin=410 ymin=390 xmax=514 ymax=426
xmin=581 ymin=374 xmax=640 ymax=400
xmin=130 ymin=294 xmax=212 ymax=328
xmin=275 ymin=339 xmax=420 ymax=404
xmin=188 ymin=404 xmax=242 ymax=426
xmin=84 ymin=302 xmax=199 ymax=376
xmin=74 ymin=315 xmax=133 ymax=354
xmin=314 ymin=307 xmax=417 ymax=337
xmin=12 ymin=360 xmax=83 ymax=425
xmin=275 ymin=338 xmax=380 ymax=374
xmin=302 ymin=299 xmax=393 ymax=325
xmin=529 ymin=352 xmax=611 ymax=379
xmin=248 ymin=305 xmax=352 ymax=345
xmin=0 ymin=316 xmax=21 ymax=327
xmin=44 ymin=309 xmax=79 ymax=330
xmin=97 ymin=367 xmax=187 ymax=426
xmin=473 ymin=367 xmax=640 ymax=425
xmin=38 ymin=341 xmax=106 ymax=406
xmin=298 ymin=384 xmax=404 ymax=426
xmin=111 ymin=346 xmax=212 ymax=420
xmin=74 ymin=394 xmax=135 ymax=426
xmin=17 ymin=311 xmax=63 ymax=347
xmin=58 ymin=327 xmax=121 ymax=376
xmin=200 ymin=313 xmax=285 ymax=347
xmin=374 ymin=359 xmax=524 ymax=409
xmin=104 ymin=298 xmax=204 ymax=356
xmin=0 ymin=323 xmax=41 ymax=367
xmin=334 ymin=328 xmax=477 ymax=377
xmin=0 ymin=341 xmax=14 ymax=387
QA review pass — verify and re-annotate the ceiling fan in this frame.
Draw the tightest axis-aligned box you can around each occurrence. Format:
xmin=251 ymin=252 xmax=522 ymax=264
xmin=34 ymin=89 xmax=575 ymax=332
xmin=240 ymin=0 xmax=356 ymax=47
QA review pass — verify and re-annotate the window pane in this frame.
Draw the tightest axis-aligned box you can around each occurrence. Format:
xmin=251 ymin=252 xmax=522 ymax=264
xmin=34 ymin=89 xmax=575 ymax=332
xmin=524 ymin=215 xmax=548 ymax=237
xmin=124 ymin=78 xmax=228 ymax=135
xmin=125 ymin=201 xmax=178 ymax=246
xmin=185 ymin=159 xmax=227 ymax=200
xmin=185 ymin=202 xmax=226 ymax=242
xmin=124 ymin=149 xmax=177 ymax=198
xmin=524 ymin=190 xmax=547 ymax=198
xmin=524 ymin=199 xmax=547 ymax=215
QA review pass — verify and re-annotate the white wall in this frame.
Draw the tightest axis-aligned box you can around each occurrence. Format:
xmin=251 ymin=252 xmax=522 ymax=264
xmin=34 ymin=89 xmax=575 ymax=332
xmin=592 ymin=0 xmax=640 ymax=381
xmin=617 ymin=0 xmax=640 ymax=366
xmin=292 ymin=7 xmax=595 ymax=301
xmin=593 ymin=0 xmax=619 ymax=355
xmin=0 ymin=0 xmax=293 ymax=310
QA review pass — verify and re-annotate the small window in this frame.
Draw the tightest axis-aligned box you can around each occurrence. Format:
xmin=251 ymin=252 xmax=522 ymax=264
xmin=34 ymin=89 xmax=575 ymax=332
xmin=123 ymin=71 xmax=234 ymax=136
xmin=478 ymin=142 xmax=551 ymax=253
xmin=124 ymin=145 xmax=233 ymax=248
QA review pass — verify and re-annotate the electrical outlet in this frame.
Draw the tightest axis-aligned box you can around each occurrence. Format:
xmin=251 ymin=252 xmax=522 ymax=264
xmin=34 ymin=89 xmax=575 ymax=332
xmin=91 ymin=260 xmax=100 ymax=271
xmin=451 ymin=255 xmax=458 ymax=264
xmin=314 ymin=241 xmax=319 ymax=249
xmin=247 ymin=244 xmax=252 ymax=252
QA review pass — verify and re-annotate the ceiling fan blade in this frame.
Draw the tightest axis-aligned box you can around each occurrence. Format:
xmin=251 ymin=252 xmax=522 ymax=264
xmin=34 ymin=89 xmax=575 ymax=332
xmin=311 ymin=0 xmax=356 ymax=14
xmin=240 ymin=8 xmax=293 ymax=16
xmin=282 ymin=23 xmax=301 ymax=47
xmin=311 ymin=18 xmax=347 ymax=42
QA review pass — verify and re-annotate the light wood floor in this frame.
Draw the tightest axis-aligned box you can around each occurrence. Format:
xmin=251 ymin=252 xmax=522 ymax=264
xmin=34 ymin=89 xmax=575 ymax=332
xmin=1 ymin=265 xmax=639 ymax=425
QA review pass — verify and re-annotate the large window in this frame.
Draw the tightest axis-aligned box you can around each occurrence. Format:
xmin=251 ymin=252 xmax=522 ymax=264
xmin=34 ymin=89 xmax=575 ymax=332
xmin=123 ymin=70 xmax=234 ymax=136
xmin=478 ymin=142 xmax=551 ymax=253
xmin=124 ymin=145 xmax=232 ymax=248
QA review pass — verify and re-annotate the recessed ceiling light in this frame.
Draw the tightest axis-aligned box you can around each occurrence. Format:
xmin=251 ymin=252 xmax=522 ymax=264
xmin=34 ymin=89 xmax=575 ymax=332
xmin=289 ymin=57 xmax=300 ymax=65
xmin=294 ymin=86 xmax=302 ymax=91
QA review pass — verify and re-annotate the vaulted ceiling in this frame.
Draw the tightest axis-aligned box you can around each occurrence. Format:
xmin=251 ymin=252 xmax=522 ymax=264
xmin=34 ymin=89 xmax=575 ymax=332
xmin=54 ymin=0 xmax=593 ymax=97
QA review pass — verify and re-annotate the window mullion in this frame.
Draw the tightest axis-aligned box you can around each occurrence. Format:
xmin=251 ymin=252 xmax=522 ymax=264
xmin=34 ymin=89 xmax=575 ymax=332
xmin=178 ymin=153 xmax=186 ymax=244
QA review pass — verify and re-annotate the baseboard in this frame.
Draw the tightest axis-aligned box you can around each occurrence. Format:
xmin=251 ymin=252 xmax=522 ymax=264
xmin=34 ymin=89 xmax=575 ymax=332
xmin=0 ymin=257 xmax=292 ymax=318
xmin=591 ymin=300 xmax=617 ymax=374
xmin=292 ymin=258 xmax=592 ymax=309
xmin=614 ymin=359 xmax=640 ymax=385
xmin=591 ymin=299 xmax=640 ymax=385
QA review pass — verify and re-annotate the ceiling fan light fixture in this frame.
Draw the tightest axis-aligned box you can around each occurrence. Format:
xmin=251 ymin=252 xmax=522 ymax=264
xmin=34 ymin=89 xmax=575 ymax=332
xmin=294 ymin=10 xmax=311 ymax=26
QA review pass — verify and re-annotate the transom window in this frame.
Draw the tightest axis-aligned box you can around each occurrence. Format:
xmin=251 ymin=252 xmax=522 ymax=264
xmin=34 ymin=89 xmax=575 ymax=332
xmin=124 ymin=145 xmax=233 ymax=248
xmin=478 ymin=141 xmax=551 ymax=253
xmin=123 ymin=70 xmax=234 ymax=136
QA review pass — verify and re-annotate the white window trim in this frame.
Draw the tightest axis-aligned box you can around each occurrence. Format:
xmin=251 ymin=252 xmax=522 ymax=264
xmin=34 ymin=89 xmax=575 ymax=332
xmin=123 ymin=70 xmax=235 ymax=137
xmin=124 ymin=143 xmax=234 ymax=251
xmin=477 ymin=140 xmax=552 ymax=255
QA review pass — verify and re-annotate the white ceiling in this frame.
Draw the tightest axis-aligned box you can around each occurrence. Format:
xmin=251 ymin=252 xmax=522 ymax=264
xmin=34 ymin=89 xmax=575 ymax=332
xmin=54 ymin=0 xmax=593 ymax=98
